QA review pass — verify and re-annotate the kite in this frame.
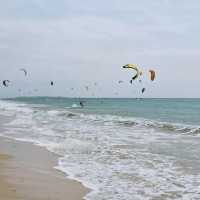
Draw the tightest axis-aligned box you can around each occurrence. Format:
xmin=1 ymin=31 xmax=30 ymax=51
xmin=20 ymin=68 xmax=27 ymax=76
xmin=149 ymin=70 xmax=156 ymax=81
xmin=3 ymin=80 xmax=10 ymax=87
xmin=122 ymin=64 xmax=142 ymax=81
xmin=142 ymin=88 xmax=146 ymax=93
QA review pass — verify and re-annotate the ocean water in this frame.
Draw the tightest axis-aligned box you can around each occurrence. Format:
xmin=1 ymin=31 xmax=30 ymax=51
xmin=0 ymin=97 xmax=200 ymax=200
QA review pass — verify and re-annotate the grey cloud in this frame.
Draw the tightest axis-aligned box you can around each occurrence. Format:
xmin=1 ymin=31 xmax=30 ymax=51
xmin=0 ymin=0 xmax=200 ymax=97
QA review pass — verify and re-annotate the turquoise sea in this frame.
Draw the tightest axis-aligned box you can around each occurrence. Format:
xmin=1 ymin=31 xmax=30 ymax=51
xmin=0 ymin=97 xmax=200 ymax=200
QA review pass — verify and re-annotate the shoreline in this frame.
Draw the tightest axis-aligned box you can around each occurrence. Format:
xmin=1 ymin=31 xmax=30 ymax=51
xmin=0 ymin=136 xmax=89 ymax=200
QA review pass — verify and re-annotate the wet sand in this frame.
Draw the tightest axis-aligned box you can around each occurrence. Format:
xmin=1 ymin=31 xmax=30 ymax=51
xmin=0 ymin=137 xmax=89 ymax=200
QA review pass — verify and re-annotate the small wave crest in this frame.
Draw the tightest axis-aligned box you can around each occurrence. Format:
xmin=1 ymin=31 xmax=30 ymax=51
xmin=0 ymin=99 xmax=200 ymax=136
xmin=72 ymin=113 xmax=200 ymax=136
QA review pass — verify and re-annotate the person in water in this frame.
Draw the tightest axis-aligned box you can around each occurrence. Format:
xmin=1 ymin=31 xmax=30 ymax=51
xmin=80 ymin=101 xmax=84 ymax=108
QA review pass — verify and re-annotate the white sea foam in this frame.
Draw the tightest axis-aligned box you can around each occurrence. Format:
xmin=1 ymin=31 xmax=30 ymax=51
xmin=0 ymin=100 xmax=200 ymax=200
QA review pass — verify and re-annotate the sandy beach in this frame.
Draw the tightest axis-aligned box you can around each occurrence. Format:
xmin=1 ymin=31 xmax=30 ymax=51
xmin=0 ymin=137 xmax=89 ymax=200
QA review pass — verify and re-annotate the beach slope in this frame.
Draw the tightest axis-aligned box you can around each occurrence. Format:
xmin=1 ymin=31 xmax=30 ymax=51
xmin=0 ymin=137 xmax=88 ymax=200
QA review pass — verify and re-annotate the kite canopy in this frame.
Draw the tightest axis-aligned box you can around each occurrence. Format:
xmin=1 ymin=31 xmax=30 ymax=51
xmin=122 ymin=64 xmax=142 ymax=81
xmin=142 ymin=88 xmax=146 ymax=93
xmin=149 ymin=70 xmax=156 ymax=81
xmin=20 ymin=68 xmax=27 ymax=76
xmin=3 ymin=80 xmax=10 ymax=87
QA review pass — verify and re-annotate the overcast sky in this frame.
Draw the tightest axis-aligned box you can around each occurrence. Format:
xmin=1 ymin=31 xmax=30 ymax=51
xmin=0 ymin=0 xmax=199 ymax=98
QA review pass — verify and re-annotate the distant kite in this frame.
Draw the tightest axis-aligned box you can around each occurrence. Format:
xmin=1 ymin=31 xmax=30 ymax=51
xmin=149 ymin=70 xmax=156 ymax=81
xmin=122 ymin=64 xmax=142 ymax=81
xmin=142 ymin=88 xmax=146 ymax=93
xmin=20 ymin=68 xmax=27 ymax=76
xmin=3 ymin=80 xmax=10 ymax=87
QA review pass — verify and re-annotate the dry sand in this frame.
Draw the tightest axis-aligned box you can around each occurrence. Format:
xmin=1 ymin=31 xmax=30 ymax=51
xmin=0 ymin=137 xmax=89 ymax=200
